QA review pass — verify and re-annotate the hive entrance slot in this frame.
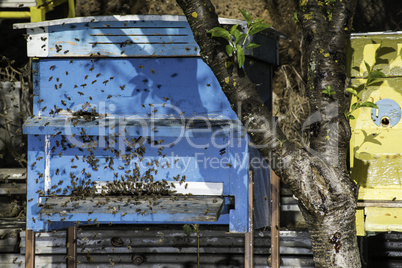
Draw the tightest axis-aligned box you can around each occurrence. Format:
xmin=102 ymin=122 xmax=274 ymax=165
xmin=381 ymin=116 xmax=390 ymax=127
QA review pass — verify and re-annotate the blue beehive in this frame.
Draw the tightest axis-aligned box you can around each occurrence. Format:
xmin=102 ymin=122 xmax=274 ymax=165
xmin=15 ymin=15 xmax=278 ymax=233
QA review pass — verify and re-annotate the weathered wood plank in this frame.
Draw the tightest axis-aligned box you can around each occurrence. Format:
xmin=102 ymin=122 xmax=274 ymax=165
xmin=0 ymin=168 xmax=26 ymax=180
xmin=39 ymin=196 xmax=224 ymax=222
xmin=0 ymin=183 xmax=26 ymax=195
xmin=0 ymin=0 xmax=37 ymax=8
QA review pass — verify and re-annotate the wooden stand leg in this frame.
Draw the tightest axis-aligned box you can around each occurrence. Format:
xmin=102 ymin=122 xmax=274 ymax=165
xmin=270 ymin=170 xmax=280 ymax=268
xmin=25 ymin=229 xmax=35 ymax=268
xmin=245 ymin=170 xmax=254 ymax=268
xmin=66 ymin=226 xmax=77 ymax=268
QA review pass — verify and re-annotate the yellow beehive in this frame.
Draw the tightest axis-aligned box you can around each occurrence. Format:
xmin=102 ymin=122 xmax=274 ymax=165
xmin=349 ymin=32 xmax=402 ymax=236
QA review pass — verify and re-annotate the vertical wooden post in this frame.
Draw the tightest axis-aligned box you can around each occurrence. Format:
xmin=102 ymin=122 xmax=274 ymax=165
xmin=25 ymin=229 xmax=35 ymax=268
xmin=245 ymin=170 xmax=254 ymax=268
xmin=271 ymin=170 xmax=280 ymax=268
xmin=66 ymin=226 xmax=77 ymax=268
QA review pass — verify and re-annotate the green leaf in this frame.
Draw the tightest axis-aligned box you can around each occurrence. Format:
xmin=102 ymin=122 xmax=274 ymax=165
xmin=364 ymin=61 xmax=371 ymax=73
xmin=361 ymin=102 xmax=378 ymax=109
xmin=351 ymin=102 xmax=360 ymax=111
xmin=322 ymin=85 xmax=335 ymax=96
xmin=292 ymin=12 xmax=299 ymax=23
xmin=226 ymin=45 xmax=234 ymax=56
xmin=230 ymin=24 xmax=239 ymax=35
xmin=236 ymin=33 xmax=247 ymax=44
xmin=348 ymin=114 xmax=355 ymax=120
xmin=252 ymin=19 xmax=265 ymax=24
xmin=346 ymin=87 xmax=358 ymax=96
xmin=232 ymin=29 xmax=241 ymax=42
xmin=236 ymin=44 xmax=245 ymax=68
xmin=239 ymin=9 xmax=252 ymax=26
xmin=207 ymin=27 xmax=231 ymax=41
xmin=367 ymin=70 xmax=385 ymax=85
xmin=249 ymin=22 xmax=270 ymax=35
xmin=245 ymin=42 xmax=260 ymax=49
xmin=183 ymin=224 xmax=193 ymax=236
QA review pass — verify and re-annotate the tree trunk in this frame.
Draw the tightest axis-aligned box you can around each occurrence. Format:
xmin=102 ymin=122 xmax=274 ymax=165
xmin=302 ymin=204 xmax=360 ymax=267
xmin=176 ymin=0 xmax=361 ymax=267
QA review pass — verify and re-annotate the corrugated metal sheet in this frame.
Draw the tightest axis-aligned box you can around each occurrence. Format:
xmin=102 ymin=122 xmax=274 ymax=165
xmin=13 ymin=225 xmax=314 ymax=267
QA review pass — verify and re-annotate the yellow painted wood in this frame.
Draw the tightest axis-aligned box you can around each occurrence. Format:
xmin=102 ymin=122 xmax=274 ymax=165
xmin=29 ymin=6 xmax=46 ymax=22
xmin=349 ymin=33 xmax=402 ymax=77
xmin=358 ymin=188 xmax=402 ymax=201
xmin=365 ymin=207 xmax=402 ymax=232
xmin=0 ymin=0 xmax=74 ymax=22
xmin=0 ymin=11 xmax=31 ymax=19
xmin=356 ymin=208 xmax=366 ymax=236
xmin=349 ymin=32 xmax=402 ymax=235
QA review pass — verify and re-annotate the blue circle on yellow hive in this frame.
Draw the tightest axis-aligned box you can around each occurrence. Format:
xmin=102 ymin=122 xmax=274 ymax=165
xmin=371 ymin=98 xmax=401 ymax=127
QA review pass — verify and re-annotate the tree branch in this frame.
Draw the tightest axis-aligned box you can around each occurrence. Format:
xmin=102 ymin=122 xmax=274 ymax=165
xmin=176 ymin=0 xmax=294 ymax=174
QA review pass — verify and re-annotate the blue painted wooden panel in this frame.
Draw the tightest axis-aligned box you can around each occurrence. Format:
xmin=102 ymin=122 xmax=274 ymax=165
xmin=16 ymin=15 xmax=279 ymax=64
xmin=32 ymin=58 xmax=238 ymax=119
xmin=26 ymin=132 xmax=249 ymax=232
xmin=47 ymin=20 xmax=199 ymax=57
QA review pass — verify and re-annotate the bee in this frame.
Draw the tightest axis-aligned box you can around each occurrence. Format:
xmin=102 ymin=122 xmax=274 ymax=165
xmin=59 ymin=83 xmax=62 ymax=88
xmin=41 ymin=106 xmax=47 ymax=111
xmin=70 ymin=60 xmax=74 ymax=64
xmin=119 ymin=85 xmax=125 ymax=90
xmin=226 ymin=163 xmax=232 ymax=167
xmin=55 ymin=84 xmax=58 ymax=90
xmin=84 ymin=75 xmax=88 ymax=79
xmin=78 ymin=92 xmax=84 ymax=96
xmin=110 ymin=77 xmax=114 ymax=80
xmin=96 ymin=73 xmax=101 ymax=77
xmin=28 ymin=198 xmax=33 ymax=202
xmin=55 ymin=169 xmax=60 ymax=175
xmin=75 ymin=38 xmax=80 ymax=42
xmin=91 ymin=80 xmax=97 ymax=84
xmin=66 ymin=71 xmax=69 ymax=75
xmin=71 ymin=165 xmax=77 ymax=168
xmin=74 ymin=85 xmax=78 ymax=88
xmin=38 ymin=99 xmax=44 ymax=103
xmin=163 ymin=97 xmax=169 ymax=101
xmin=107 ymin=95 xmax=112 ymax=99
xmin=103 ymin=80 xmax=109 ymax=85
xmin=80 ymin=84 xmax=87 ymax=88
xmin=121 ymin=50 xmax=125 ymax=55
xmin=31 ymin=162 xmax=37 ymax=168
xmin=180 ymin=112 xmax=185 ymax=116
xmin=50 ymin=65 xmax=56 ymax=70
xmin=32 ymin=217 xmax=36 ymax=223
xmin=61 ymin=100 xmax=66 ymax=106
xmin=49 ymin=76 xmax=53 ymax=81
xmin=64 ymin=50 xmax=70 ymax=54
xmin=89 ymin=67 xmax=94 ymax=71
